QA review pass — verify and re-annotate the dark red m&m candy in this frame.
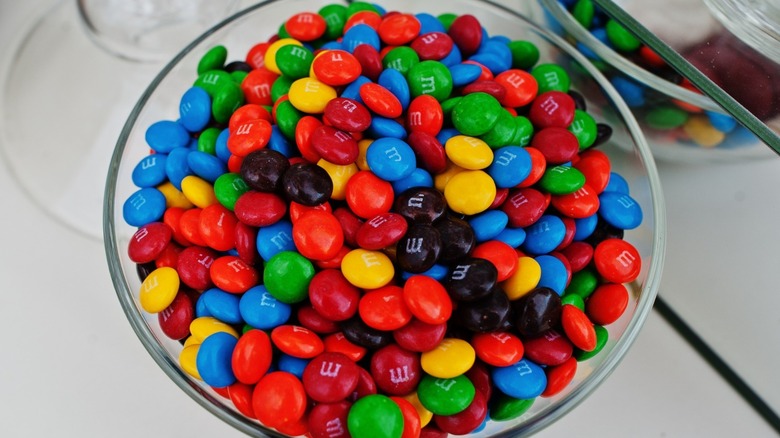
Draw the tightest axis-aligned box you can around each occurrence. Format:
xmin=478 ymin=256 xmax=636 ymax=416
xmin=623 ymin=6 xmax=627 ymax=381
xmin=370 ymin=344 xmax=422 ymax=396
xmin=303 ymin=352 xmax=360 ymax=403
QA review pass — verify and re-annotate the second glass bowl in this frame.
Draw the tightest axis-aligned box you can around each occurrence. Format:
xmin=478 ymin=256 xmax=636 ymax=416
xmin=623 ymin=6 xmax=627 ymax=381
xmin=539 ymin=0 xmax=780 ymax=163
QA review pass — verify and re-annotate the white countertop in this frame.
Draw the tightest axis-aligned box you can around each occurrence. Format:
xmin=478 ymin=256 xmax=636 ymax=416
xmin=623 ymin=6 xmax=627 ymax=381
xmin=1 ymin=1 xmax=778 ymax=437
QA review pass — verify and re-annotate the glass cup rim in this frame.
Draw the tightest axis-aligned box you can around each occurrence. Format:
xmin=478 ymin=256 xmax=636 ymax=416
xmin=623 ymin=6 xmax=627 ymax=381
xmin=104 ymin=0 xmax=667 ymax=436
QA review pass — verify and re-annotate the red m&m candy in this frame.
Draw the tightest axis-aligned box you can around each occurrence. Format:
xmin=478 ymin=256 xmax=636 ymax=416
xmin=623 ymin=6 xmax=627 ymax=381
xmin=128 ymin=222 xmax=172 ymax=263
xmin=594 ymin=238 xmax=642 ymax=283
xmin=285 ymin=12 xmax=327 ymax=41
xmin=370 ymin=344 xmax=422 ymax=396
xmin=303 ymin=352 xmax=361 ymax=403
xmin=272 ymin=325 xmax=325 ymax=358
xmin=252 ymin=371 xmax=307 ymax=429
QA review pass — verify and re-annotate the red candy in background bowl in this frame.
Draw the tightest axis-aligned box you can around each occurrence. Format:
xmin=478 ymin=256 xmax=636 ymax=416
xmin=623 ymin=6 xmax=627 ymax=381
xmin=539 ymin=0 xmax=780 ymax=163
xmin=105 ymin=1 xmax=665 ymax=437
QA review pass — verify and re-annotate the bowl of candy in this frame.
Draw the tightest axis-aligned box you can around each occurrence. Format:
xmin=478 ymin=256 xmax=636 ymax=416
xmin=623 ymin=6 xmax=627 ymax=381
xmin=539 ymin=0 xmax=780 ymax=162
xmin=104 ymin=0 xmax=665 ymax=436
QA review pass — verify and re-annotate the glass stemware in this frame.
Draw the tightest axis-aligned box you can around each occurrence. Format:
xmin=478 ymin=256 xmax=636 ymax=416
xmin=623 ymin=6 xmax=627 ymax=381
xmin=0 ymin=0 xmax=238 ymax=239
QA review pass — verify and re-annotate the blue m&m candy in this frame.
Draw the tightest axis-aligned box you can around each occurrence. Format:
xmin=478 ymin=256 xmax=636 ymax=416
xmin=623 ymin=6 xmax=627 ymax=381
xmin=449 ymin=63 xmax=483 ymax=87
xmin=378 ymin=68 xmax=411 ymax=111
xmin=368 ymin=116 xmax=407 ymax=139
xmin=199 ymin=288 xmax=243 ymax=324
xmin=495 ymin=226 xmax=526 ymax=248
xmin=536 ymin=254 xmax=568 ymax=295
xmin=256 ymin=220 xmax=295 ymax=261
xmin=342 ymin=24 xmax=381 ymax=52
xmin=522 ymin=215 xmax=566 ymax=255
xmin=604 ymin=172 xmax=629 ymax=194
xmin=145 ymin=120 xmax=190 ymax=153
xmin=179 ymin=86 xmax=212 ymax=132
xmin=196 ymin=331 xmax=237 ymax=388
xmin=598 ymin=191 xmax=643 ymax=230
xmin=468 ymin=210 xmax=509 ymax=242
xmin=277 ymin=354 xmax=309 ymax=379
xmin=492 ymin=358 xmax=547 ymax=399
xmin=366 ymin=137 xmax=416 ymax=181
xmin=487 ymin=146 xmax=532 ymax=188
xmin=239 ymin=285 xmax=291 ymax=330
xmin=415 ymin=12 xmax=446 ymax=34
xmin=573 ymin=214 xmax=599 ymax=241
xmin=215 ymin=128 xmax=232 ymax=162
xmin=187 ymin=150 xmax=227 ymax=182
xmin=123 ymin=187 xmax=166 ymax=227
xmin=131 ymin=154 xmax=168 ymax=188
xmin=392 ymin=168 xmax=433 ymax=194
xmin=165 ymin=147 xmax=193 ymax=190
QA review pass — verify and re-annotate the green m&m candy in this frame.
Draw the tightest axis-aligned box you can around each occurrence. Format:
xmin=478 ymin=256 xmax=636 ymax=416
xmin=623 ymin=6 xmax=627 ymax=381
xmin=437 ymin=13 xmax=457 ymax=31
xmin=645 ymin=105 xmax=689 ymax=130
xmin=511 ymin=116 xmax=534 ymax=146
xmin=277 ymin=21 xmax=291 ymax=39
xmin=565 ymin=267 xmax=599 ymax=298
xmin=274 ymin=99 xmax=303 ymax=140
xmin=197 ymin=127 xmax=221 ymax=155
xmin=561 ymin=292 xmax=585 ymax=311
xmin=417 ymin=374 xmax=475 ymax=416
xmin=214 ymin=172 xmax=249 ymax=210
xmin=271 ymin=75 xmax=295 ymax=103
xmin=480 ymin=110 xmax=518 ymax=148
xmin=508 ymin=40 xmax=540 ymax=70
xmin=263 ymin=251 xmax=315 ymax=304
xmin=347 ymin=394 xmax=403 ymax=438
xmin=212 ymin=81 xmax=244 ymax=124
xmin=407 ymin=60 xmax=453 ymax=102
xmin=346 ymin=1 xmax=380 ymax=16
xmin=318 ymin=4 xmax=348 ymax=40
xmin=194 ymin=69 xmax=234 ymax=96
xmin=452 ymin=92 xmax=502 ymax=136
xmin=605 ymin=18 xmax=642 ymax=52
xmin=440 ymin=96 xmax=462 ymax=119
xmin=490 ymin=394 xmax=534 ymax=421
xmin=230 ymin=70 xmax=248 ymax=84
xmin=538 ymin=165 xmax=586 ymax=195
xmin=275 ymin=44 xmax=314 ymax=79
xmin=382 ymin=46 xmax=420 ymax=76
xmin=197 ymin=45 xmax=227 ymax=75
xmin=572 ymin=0 xmax=595 ymax=29
xmin=531 ymin=63 xmax=571 ymax=93
xmin=569 ymin=109 xmax=598 ymax=149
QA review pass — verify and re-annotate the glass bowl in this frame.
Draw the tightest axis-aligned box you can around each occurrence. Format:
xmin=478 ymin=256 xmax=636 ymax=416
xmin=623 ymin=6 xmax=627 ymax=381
xmin=104 ymin=0 xmax=665 ymax=436
xmin=539 ymin=0 xmax=780 ymax=163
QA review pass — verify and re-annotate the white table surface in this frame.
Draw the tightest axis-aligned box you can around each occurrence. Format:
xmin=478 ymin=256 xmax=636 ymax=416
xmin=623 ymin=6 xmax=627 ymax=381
xmin=1 ymin=1 xmax=778 ymax=437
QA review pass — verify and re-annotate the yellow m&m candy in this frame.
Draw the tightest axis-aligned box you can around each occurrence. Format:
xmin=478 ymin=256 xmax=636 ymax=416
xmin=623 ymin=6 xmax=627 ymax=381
xmin=443 ymin=170 xmax=496 ymax=215
xmin=341 ymin=249 xmax=395 ymax=289
xmin=421 ymin=338 xmax=476 ymax=379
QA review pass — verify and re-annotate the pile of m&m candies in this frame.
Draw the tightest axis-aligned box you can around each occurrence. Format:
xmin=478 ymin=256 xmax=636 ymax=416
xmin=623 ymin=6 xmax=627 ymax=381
xmin=556 ymin=0 xmax=756 ymax=149
xmin=122 ymin=3 xmax=646 ymax=437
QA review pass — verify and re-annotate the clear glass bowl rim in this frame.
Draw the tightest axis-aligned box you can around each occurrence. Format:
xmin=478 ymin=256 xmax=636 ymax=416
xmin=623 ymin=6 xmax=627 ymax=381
xmin=103 ymin=1 xmax=667 ymax=436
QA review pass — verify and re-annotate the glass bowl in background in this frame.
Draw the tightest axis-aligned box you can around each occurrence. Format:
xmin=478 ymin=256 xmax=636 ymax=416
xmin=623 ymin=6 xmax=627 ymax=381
xmin=104 ymin=0 xmax=665 ymax=436
xmin=539 ymin=0 xmax=780 ymax=163
xmin=0 ymin=0 xmax=238 ymax=239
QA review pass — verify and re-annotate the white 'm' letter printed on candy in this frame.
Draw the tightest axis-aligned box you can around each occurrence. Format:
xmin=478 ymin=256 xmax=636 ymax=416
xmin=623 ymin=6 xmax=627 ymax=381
xmin=319 ymin=361 xmax=342 ymax=377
